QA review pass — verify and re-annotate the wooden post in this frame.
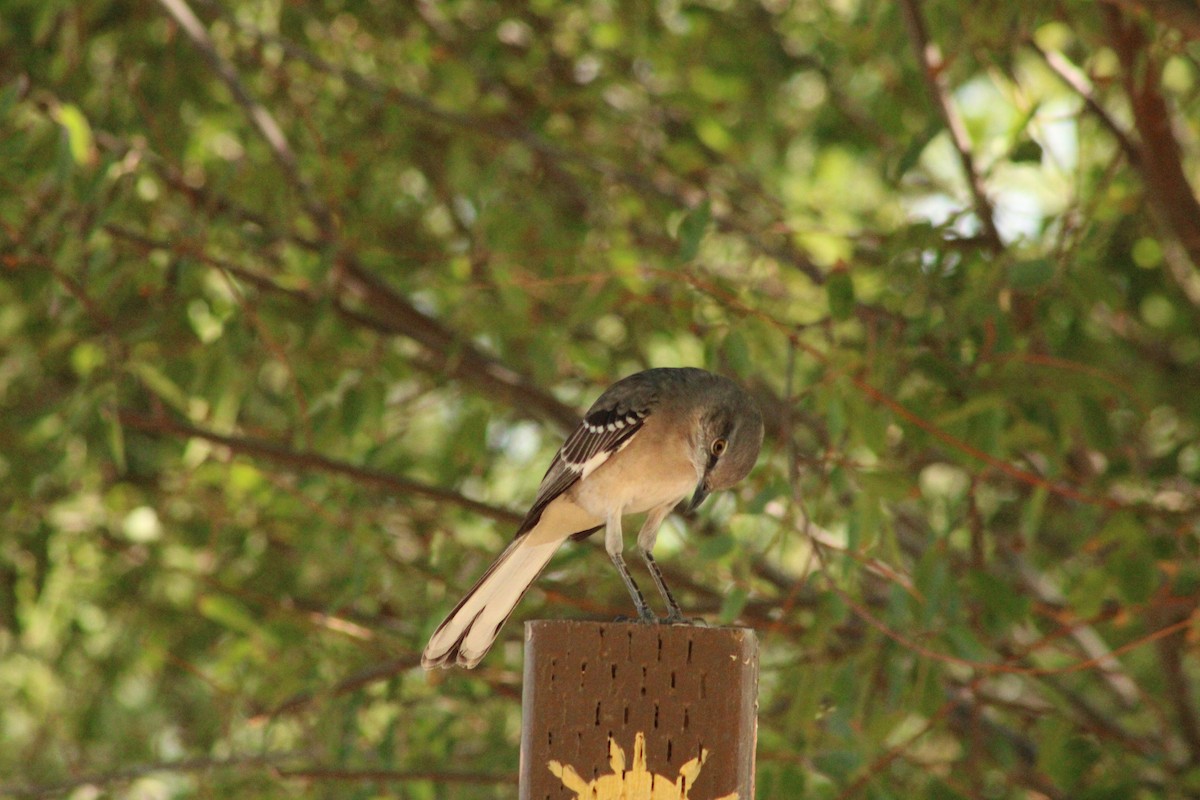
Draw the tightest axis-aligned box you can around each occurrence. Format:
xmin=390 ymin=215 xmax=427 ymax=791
xmin=520 ymin=620 xmax=758 ymax=800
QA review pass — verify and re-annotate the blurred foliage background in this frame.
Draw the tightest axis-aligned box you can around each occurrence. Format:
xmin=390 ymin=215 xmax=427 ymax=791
xmin=3 ymin=0 xmax=1200 ymax=797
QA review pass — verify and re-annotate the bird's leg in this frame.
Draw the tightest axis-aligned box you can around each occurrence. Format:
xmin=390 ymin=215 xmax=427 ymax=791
xmin=606 ymin=512 xmax=654 ymax=622
xmin=636 ymin=505 xmax=686 ymax=624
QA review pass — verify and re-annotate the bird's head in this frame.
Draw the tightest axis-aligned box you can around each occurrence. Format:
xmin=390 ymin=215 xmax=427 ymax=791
xmin=687 ymin=378 xmax=764 ymax=511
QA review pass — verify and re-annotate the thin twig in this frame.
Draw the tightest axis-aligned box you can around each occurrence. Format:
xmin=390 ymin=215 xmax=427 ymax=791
xmin=1008 ymin=554 xmax=1142 ymax=708
xmin=330 ymin=257 xmax=580 ymax=429
xmin=153 ymin=0 xmax=327 ymax=225
xmin=898 ymin=0 xmax=1003 ymax=251
xmin=1027 ymin=40 xmax=1142 ymax=168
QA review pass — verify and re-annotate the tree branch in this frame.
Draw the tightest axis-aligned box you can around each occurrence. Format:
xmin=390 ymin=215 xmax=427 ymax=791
xmin=899 ymin=0 xmax=1003 ymax=251
xmin=330 ymin=255 xmax=581 ymax=430
xmin=1105 ymin=0 xmax=1200 ymax=40
xmin=1007 ymin=553 xmax=1142 ymax=709
xmin=117 ymin=410 xmax=523 ymax=527
xmin=1154 ymin=602 xmax=1200 ymax=766
xmin=104 ymin=222 xmax=581 ymax=430
xmin=153 ymin=0 xmax=329 ymax=228
xmin=1108 ymin=7 xmax=1200 ymax=293
xmin=1027 ymin=41 xmax=1142 ymax=169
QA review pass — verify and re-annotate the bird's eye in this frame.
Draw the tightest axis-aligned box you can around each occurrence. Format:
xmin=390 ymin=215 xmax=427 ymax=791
xmin=710 ymin=438 xmax=727 ymax=457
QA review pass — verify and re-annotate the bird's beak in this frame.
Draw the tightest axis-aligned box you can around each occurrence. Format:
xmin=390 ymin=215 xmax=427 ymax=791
xmin=686 ymin=483 xmax=709 ymax=513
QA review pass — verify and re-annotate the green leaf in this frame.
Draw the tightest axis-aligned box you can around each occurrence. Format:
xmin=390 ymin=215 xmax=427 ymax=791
xmin=1079 ymin=395 xmax=1115 ymax=450
xmin=1172 ymin=564 xmax=1200 ymax=597
xmin=107 ymin=409 xmax=126 ymax=474
xmin=0 ymin=79 xmax=21 ymax=118
xmin=969 ymin=571 xmax=1030 ymax=633
xmin=53 ymin=103 xmax=94 ymax=165
xmin=694 ymin=116 xmax=733 ymax=152
xmin=1040 ymin=730 xmax=1101 ymax=789
xmin=825 ymin=390 xmax=847 ymax=440
xmin=698 ymin=533 xmax=736 ymax=561
xmin=128 ymin=362 xmax=191 ymax=414
xmin=813 ymin=750 xmax=861 ymax=780
xmin=677 ymin=199 xmax=711 ymax=262
xmin=1099 ymin=511 xmax=1141 ymax=546
xmin=928 ymin=780 xmax=967 ymax=800
xmin=717 ymin=586 xmax=748 ymax=623
xmin=1066 ymin=569 xmax=1109 ymax=619
xmin=890 ymin=119 xmax=940 ymax=180
xmin=340 ymin=387 xmax=366 ymax=437
xmin=826 ymin=268 xmax=855 ymax=320
xmin=1010 ymin=137 xmax=1043 ymax=163
xmin=197 ymin=595 xmax=260 ymax=636
xmin=912 ymin=352 xmax=960 ymax=387
xmin=1008 ymin=258 xmax=1054 ymax=290
xmin=945 ymin=625 xmax=988 ymax=661
xmin=722 ymin=329 xmax=752 ymax=374
xmin=966 ymin=403 xmax=1004 ymax=457
xmin=1112 ymin=543 xmax=1156 ymax=603
xmin=857 ymin=469 xmax=912 ymax=501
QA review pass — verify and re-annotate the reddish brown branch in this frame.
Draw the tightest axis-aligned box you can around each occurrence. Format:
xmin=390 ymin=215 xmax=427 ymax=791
xmin=104 ymin=223 xmax=581 ymax=430
xmin=330 ymin=256 xmax=580 ymax=430
xmin=1154 ymin=605 xmax=1200 ymax=765
xmin=898 ymin=0 xmax=1003 ymax=251
xmin=1108 ymin=8 xmax=1200 ymax=279
xmin=117 ymin=410 xmax=523 ymax=527
xmin=1105 ymin=0 xmax=1200 ymax=40
xmin=152 ymin=0 xmax=329 ymax=227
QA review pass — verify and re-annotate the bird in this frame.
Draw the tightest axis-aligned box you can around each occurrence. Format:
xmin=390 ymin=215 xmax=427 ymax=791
xmin=421 ymin=367 xmax=764 ymax=669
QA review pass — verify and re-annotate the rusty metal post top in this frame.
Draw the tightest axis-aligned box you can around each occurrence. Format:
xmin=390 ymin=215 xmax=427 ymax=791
xmin=520 ymin=620 xmax=759 ymax=800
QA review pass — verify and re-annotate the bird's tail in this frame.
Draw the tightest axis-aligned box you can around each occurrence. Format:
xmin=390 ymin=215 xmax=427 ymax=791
xmin=421 ymin=536 xmax=563 ymax=669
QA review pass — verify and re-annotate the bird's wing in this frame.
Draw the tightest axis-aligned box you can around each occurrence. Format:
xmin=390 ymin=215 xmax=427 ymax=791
xmin=515 ymin=372 xmax=663 ymax=536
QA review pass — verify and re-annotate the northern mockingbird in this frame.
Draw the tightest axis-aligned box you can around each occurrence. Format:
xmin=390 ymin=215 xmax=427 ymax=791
xmin=422 ymin=367 xmax=764 ymax=669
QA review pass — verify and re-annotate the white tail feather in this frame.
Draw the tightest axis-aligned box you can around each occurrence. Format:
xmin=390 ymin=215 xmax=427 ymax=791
xmin=422 ymin=537 xmax=562 ymax=669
